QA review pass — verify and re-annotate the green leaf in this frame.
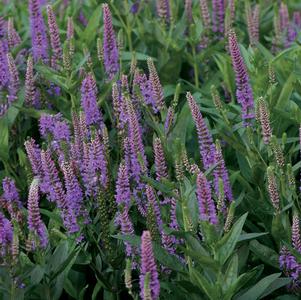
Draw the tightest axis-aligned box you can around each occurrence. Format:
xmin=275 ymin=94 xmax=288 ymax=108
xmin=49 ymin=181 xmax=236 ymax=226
xmin=92 ymin=282 xmax=103 ymax=300
xmin=64 ymin=279 xmax=78 ymax=299
xmin=215 ymin=213 xmax=248 ymax=265
xmin=260 ymin=278 xmax=291 ymax=299
xmin=276 ymin=74 xmax=295 ymax=109
xmin=225 ymin=266 xmax=261 ymax=300
xmin=112 ymin=234 xmax=141 ymax=247
xmin=153 ymin=242 xmax=186 ymax=272
xmin=30 ymin=265 xmax=45 ymax=286
xmin=238 ymin=232 xmax=268 ymax=242
xmin=181 ymin=248 xmax=219 ymax=272
xmin=191 ymin=269 xmax=220 ymax=300
xmin=236 ymin=273 xmax=281 ymax=300
xmin=224 ymin=254 xmax=238 ymax=292
xmin=249 ymin=240 xmax=280 ymax=269
xmin=0 ymin=119 xmax=9 ymax=161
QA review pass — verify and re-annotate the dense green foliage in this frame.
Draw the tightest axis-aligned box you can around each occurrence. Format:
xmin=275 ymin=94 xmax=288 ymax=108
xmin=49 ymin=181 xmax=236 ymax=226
xmin=1 ymin=0 xmax=301 ymax=299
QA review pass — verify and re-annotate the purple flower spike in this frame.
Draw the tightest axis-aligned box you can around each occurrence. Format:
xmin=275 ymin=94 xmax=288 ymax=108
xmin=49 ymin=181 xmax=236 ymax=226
xmin=156 ymin=0 xmax=171 ymax=24
xmin=130 ymin=1 xmax=140 ymax=14
xmin=67 ymin=17 xmax=74 ymax=40
xmin=40 ymin=149 xmax=66 ymax=205
xmin=0 ymin=212 xmax=13 ymax=257
xmin=116 ymin=162 xmax=131 ymax=207
xmin=24 ymin=138 xmax=43 ymax=176
xmin=81 ymin=73 xmax=103 ymax=127
xmin=196 ymin=171 xmax=218 ymax=225
xmin=61 ymin=162 xmax=83 ymax=219
xmin=126 ymin=98 xmax=148 ymax=179
xmin=146 ymin=185 xmax=163 ymax=234
xmin=279 ymin=3 xmax=289 ymax=32
xmin=153 ymin=137 xmax=168 ymax=181
xmin=7 ymin=53 xmax=20 ymax=106
xmin=199 ymin=0 xmax=211 ymax=30
xmin=25 ymin=56 xmax=36 ymax=106
xmin=147 ymin=58 xmax=164 ymax=111
xmin=0 ymin=40 xmax=9 ymax=88
xmin=27 ymin=179 xmax=48 ymax=250
xmin=133 ymin=70 xmax=157 ymax=113
xmin=186 ymin=92 xmax=215 ymax=169
xmin=213 ymin=142 xmax=233 ymax=206
xmin=212 ymin=0 xmax=225 ymax=36
xmin=7 ymin=18 xmax=21 ymax=49
xmin=139 ymin=231 xmax=160 ymax=300
xmin=47 ymin=5 xmax=62 ymax=69
xmin=119 ymin=207 xmax=135 ymax=257
xmin=185 ymin=0 xmax=193 ymax=23
xmin=246 ymin=4 xmax=260 ymax=46
xmin=39 ymin=113 xmax=70 ymax=142
xmin=28 ymin=0 xmax=49 ymax=63
xmin=228 ymin=29 xmax=255 ymax=125
xmin=102 ymin=4 xmax=119 ymax=79
xmin=292 ymin=214 xmax=301 ymax=253
xmin=90 ymin=133 xmax=108 ymax=189
xmin=2 ymin=177 xmax=22 ymax=221
xmin=2 ymin=177 xmax=20 ymax=204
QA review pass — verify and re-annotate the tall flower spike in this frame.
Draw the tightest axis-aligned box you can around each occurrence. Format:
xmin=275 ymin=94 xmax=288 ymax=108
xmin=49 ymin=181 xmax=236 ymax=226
xmin=267 ymin=167 xmax=280 ymax=212
xmin=25 ymin=56 xmax=35 ymax=106
xmin=40 ymin=149 xmax=66 ymax=206
xmin=156 ymin=0 xmax=171 ymax=24
xmin=229 ymin=0 xmax=235 ymax=20
xmin=2 ymin=177 xmax=22 ymax=221
xmin=139 ymin=231 xmax=160 ymax=300
xmin=0 ymin=212 xmax=13 ymax=257
xmin=61 ymin=162 xmax=83 ymax=219
xmin=279 ymin=2 xmax=289 ymax=32
xmin=228 ymin=29 xmax=255 ymax=125
xmin=185 ymin=0 xmax=193 ymax=23
xmin=0 ymin=40 xmax=9 ymax=88
xmin=28 ymin=0 xmax=49 ymax=62
xmin=119 ymin=207 xmax=135 ymax=257
xmin=24 ymin=138 xmax=43 ymax=176
xmin=292 ymin=214 xmax=301 ymax=253
xmin=7 ymin=53 xmax=20 ymax=106
xmin=212 ymin=0 xmax=225 ymax=36
xmin=258 ymin=97 xmax=272 ymax=144
xmin=81 ymin=73 xmax=103 ymax=127
xmin=147 ymin=58 xmax=164 ymax=111
xmin=246 ymin=3 xmax=259 ymax=46
xmin=199 ymin=0 xmax=211 ymax=29
xmin=102 ymin=4 xmax=119 ymax=79
xmin=90 ymin=133 xmax=108 ymax=189
xmin=133 ymin=70 xmax=157 ymax=113
xmin=67 ymin=17 xmax=74 ymax=40
xmin=146 ymin=185 xmax=163 ymax=235
xmin=211 ymin=85 xmax=223 ymax=111
xmin=116 ymin=162 xmax=131 ymax=207
xmin=186 ymin=92 xmax=215 ymax=169
xmin=67 ymin=17 xmax=75 ymax=57
xmin=126 ymin=96 xmax=148 ymax=178
xmin=7 ymin=18 xmax=21 ymax=49
xmin=153 ymin=137 xmax=168 ymax=181
xmin=47 ymin=5 xmax=62 ymax=69
xmin=196 ymin=171 xmax=218 ymax=225
xmin=27 ymin=179 xmax=48 ymax=250
xmin=213 ymin=141 xmax=233 ymax=205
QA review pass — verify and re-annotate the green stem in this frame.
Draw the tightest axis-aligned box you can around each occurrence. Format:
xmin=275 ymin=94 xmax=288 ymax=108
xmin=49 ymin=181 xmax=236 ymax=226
xmin=192 ymin=46 xmax=199 ymax=89
xmin=10 ymin=281 xmax=15 ymax=300
xmin=181 ymin=200 xmax=193 ymax=278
